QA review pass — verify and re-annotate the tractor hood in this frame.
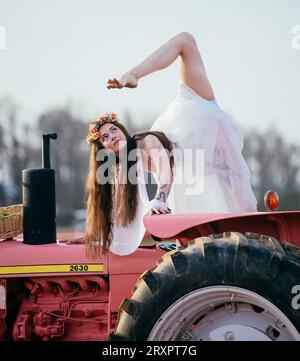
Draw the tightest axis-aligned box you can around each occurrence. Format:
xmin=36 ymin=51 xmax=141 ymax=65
xmin=0 ymin=232 xmax=164 ymax=278
xmin=0 ymin=232 xmax=109 ymax=277
xmin=143 ymin=211 xmax=300 ymax=247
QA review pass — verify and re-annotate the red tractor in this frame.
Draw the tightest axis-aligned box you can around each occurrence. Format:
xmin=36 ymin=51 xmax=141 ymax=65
xmin=0 ymin=134 xmax=299 ymax=341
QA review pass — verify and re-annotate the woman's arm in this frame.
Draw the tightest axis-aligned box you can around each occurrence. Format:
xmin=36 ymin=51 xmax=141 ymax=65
xmin=141 ymin=135 xmax=173 ymax=215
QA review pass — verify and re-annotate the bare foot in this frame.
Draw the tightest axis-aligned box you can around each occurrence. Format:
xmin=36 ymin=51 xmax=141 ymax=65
xmin=107 ymin=72 xmax=138 ymax=89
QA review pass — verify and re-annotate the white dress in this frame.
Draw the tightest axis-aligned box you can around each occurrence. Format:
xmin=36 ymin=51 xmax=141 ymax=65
xmin=110 ymin=82 xmax=257 ymax=255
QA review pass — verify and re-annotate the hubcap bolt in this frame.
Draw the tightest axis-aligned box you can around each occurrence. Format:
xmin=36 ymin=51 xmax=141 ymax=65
xmin=224 ymin=331 xmax=235 ymax=341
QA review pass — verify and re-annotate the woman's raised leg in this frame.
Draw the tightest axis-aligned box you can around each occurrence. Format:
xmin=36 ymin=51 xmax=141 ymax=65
xmin=107 ymin=32 xmax=215 ymax=101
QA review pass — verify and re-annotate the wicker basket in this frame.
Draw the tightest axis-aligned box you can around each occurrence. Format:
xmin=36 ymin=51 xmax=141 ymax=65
xmin=0 ymin=204 xmax=23 ymax=239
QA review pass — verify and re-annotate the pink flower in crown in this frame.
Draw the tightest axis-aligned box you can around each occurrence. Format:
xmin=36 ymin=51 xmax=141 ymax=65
xmin=98 ymin=116 xmax=106 ymax=124
xmin=95 ymin=112 xmax=119 ymax=125
xmin=111 ymin=112 xmax=118 ymax=120
xmin=90 ymin=126 xmax=99 ymax=134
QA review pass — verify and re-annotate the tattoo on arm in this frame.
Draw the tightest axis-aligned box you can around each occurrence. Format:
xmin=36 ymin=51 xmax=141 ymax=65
xmin=156 ymin=192 xmax=166 ymax=202
xmin=155 ymin=184 xmax=171 ymax=203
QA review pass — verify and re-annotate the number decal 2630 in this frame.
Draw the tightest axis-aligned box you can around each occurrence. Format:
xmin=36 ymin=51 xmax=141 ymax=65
xmin=69 ymin=264 xmax=89 ymax=272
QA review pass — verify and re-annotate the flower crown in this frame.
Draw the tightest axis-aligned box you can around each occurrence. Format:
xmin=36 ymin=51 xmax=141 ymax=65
xmin=86 ymin=112 xmax=119 ymax=146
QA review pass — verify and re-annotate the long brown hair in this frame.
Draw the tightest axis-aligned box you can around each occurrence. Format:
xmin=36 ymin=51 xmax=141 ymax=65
xmin=84 ymin=122 xmax=173 ymax=258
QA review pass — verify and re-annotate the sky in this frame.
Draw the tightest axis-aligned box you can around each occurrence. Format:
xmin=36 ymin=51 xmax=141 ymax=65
xmin=0 ymin=0 xmax=300 ymax=143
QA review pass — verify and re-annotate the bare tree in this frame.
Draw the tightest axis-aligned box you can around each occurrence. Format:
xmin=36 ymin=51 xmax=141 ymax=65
xmin=243 ymin=128 xmax=300 ymax=210
xmin=0 ymin=97 xmax=29 ymax=205
xmin=37 ymin=108 xmax=89 ymax=225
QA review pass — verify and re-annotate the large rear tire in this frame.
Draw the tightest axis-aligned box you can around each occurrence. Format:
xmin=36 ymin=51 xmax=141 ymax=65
xmin=109 ymin=232 xmax=300 ymax=341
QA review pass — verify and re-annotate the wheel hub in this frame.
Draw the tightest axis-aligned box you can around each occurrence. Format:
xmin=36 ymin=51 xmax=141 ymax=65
xmin=147 ymin=286 xmax=300 ymax=341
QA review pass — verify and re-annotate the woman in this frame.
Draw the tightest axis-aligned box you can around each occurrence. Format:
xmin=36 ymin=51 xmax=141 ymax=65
xmin=84 ymin=32 xmax=257 ymax=257
xmin=85 ymin=113 xmax=174 ymax=257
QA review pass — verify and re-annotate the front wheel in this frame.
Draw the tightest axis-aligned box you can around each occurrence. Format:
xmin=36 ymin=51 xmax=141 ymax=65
xmin=110 ymin=232 xmax=300 ymax=341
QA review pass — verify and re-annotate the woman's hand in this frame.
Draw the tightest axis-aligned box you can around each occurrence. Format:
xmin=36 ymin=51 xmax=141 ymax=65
xmin=59 ymin=236 xmax=84 ymax=245
xmin=107 ymin=71 xmax=139 ymax=89
xmin=147 ymin=199 xmax=171 ymax=215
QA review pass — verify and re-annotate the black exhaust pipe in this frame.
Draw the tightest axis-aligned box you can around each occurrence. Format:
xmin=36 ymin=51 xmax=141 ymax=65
xmin=22 ymin=133 xmax=57 ymax=245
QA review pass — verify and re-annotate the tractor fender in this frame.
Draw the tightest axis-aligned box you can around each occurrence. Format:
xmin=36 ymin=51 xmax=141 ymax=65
xmin=143 ymin=211 xmax=300 ymax=247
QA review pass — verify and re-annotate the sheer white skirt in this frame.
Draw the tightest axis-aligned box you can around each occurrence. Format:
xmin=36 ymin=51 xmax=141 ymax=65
xmin=150 ymin=82 xmax=257 ymax=213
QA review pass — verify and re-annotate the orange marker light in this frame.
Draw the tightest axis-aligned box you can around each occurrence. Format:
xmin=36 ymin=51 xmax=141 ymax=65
xmin=264 ymin=190 xmax=279 ymax=211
